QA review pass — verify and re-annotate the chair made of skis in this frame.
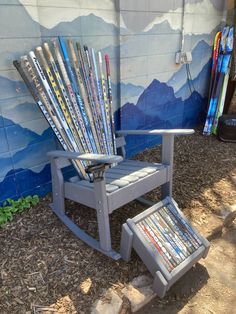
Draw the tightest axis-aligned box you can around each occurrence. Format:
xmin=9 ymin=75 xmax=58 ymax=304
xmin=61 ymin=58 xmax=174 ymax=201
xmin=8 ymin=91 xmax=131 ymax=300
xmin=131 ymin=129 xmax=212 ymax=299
xmin=48 ymin=129 xmax=194 ymax=260
xmin=14 ymin=38 xmax=210 ymax=298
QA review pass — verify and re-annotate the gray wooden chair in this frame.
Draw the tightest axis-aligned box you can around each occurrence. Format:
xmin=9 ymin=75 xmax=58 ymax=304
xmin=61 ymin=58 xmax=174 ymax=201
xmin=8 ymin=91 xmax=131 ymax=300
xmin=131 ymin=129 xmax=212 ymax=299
xmin=48 ymin=129 xmax=194 ymax=260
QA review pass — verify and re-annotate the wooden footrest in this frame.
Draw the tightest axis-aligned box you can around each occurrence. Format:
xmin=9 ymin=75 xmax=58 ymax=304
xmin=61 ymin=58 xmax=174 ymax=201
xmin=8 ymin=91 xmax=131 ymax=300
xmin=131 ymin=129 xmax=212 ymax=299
xmin=120 ymin=197 xmax=210 ymax=298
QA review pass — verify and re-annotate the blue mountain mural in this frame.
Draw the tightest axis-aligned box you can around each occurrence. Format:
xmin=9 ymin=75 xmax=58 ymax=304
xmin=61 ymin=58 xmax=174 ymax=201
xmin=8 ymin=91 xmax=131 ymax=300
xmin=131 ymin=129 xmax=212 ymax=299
xmin=119 ymin=65 xmax=208 ymax=156
xmin=0 ymin=74 xmax=28 ymax=100
xmin=0 ymin=0 xmax=217 ymax=203
xmin=0 ymin=164 xmax=52 ymax=205
xmin=120 ymin=82 xmax=145 ymax=100
xmin=168 ymin=40 xmax=212 ymax=97
xmin=0 ymin=115 xmax=57 ymax=203
xmin=41 ymin=13 xmax=121 ymax=37
xmin=2 ymin=101 xmax=43 ymax=126
xmin=176 ymin=58 xmax=212 ymax=99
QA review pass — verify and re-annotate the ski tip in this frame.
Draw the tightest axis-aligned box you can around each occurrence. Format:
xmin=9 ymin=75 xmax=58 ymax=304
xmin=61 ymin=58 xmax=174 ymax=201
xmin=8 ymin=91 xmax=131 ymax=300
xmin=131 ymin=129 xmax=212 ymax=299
xmin=58 ymin=36 xmax=65 ymax=46
xmin=98 ymin=51 xmax=102 ymax=63
xmin=43 ymin=42 xmax=49 ymax=48
xmin=20 ymin=55 xmax=28 ymax=61
xmin=35 ymin=46 xmax=43 ymax=52
xmin=105 ymin=55 xmax=110 ymax=74
xmin=28 ymin=51 xmax=35 ymax=58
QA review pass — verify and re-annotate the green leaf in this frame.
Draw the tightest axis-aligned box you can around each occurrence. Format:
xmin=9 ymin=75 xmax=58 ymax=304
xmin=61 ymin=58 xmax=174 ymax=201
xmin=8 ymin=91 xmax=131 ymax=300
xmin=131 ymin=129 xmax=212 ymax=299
xmin=0 ymin=214 xmax=8 ymax=224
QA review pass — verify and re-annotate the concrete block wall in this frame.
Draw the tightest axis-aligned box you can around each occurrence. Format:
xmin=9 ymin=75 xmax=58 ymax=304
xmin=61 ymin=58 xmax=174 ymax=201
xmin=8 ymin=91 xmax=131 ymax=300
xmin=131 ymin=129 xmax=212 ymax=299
xmin=0 ymin=0 xmax=228 ymax=203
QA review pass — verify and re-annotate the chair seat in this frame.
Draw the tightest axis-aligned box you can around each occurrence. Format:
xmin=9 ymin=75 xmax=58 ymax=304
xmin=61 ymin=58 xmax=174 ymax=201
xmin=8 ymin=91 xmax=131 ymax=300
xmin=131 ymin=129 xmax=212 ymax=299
xmin=68 ymin=160 xmax=166 ymax=193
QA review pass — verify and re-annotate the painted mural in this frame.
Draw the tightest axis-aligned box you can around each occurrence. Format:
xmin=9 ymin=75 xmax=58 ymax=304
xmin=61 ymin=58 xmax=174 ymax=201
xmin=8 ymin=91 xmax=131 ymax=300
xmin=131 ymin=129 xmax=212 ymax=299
xmin=0 ymin=0 xmax=228 ymax=203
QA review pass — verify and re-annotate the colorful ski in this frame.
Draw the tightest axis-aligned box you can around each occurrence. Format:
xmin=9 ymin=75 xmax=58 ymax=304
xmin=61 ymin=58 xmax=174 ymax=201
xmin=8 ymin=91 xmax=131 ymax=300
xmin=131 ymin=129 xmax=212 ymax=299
xmin=203 ymin=26 xmax=233 ymax=135
xmin=208 ymin=31 xmax=222 ymax=102
xmin=84 ymin=45 xmax=108 ymax=154
xmin=76 ymin=41 xmax=104 ymax=153
xmin=65 ymin=39 xmax=98 ymax=153
xmin=15 ymin=38 xmax=116 ymax=179
xmin=105 ymin=54 xmax=117 ymax=154
xmin=43 ymin=42 xmax=93 ymax=153
xmin=35 ymin=46 xmax=86 ymax=153
xmin=20 ymin=54 xmax=87 ymax=179
xmin=98 ymin=51 xmax=114 ymax=154
xmin=91 ymin=48 xmax=111 ymax=154
xmin=13 ymin=59 xmax=68 ymax=151
xmin=212 ymin=71 xmax=230 ymax=134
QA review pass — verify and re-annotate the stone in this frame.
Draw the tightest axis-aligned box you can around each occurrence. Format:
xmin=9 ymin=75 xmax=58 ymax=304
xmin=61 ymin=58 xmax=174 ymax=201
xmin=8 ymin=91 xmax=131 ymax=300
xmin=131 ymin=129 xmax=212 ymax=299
xmin=79 ymin=277 xmax=92 ymax=294
xmin=91 ymin=289 xmax=123 ymax=314
xmin=231 ymin=175 xmax=236 ymax=185
xmin=222 ymin=204 xmax=236 ymax=227
xmin=130 ymin=275 xmax=153 ymax=289
xmin=47 ymin=295 xmax=77 ymax=313
xmin=121 ymin=284 xmax=156 ymax=313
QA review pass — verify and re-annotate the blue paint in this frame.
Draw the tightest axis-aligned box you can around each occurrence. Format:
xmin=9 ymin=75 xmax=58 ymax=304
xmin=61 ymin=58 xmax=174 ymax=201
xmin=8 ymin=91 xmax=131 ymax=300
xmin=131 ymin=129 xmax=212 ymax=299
xmin=0 ymin=1 xmax=220 ymax=203
xmin=0 ymin=127 xmax=8 ymax=154
xmin=15 ymin=164 xmax=51 ymax=194
xmin=0 ymin=174 xmax=17 ymax=203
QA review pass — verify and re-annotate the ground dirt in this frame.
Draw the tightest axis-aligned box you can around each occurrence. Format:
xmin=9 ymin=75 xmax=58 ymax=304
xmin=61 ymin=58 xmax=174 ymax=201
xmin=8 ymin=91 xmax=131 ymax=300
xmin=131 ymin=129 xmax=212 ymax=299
xmin=0 ymin=129 xmax=235 ymax=314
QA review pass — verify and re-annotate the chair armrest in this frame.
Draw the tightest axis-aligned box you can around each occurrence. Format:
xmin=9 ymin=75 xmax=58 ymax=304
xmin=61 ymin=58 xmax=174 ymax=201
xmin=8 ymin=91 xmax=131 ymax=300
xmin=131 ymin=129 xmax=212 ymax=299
xmin=116 ymin=129 xmax=194 ymax=136
xmin=47 ymin=151 xmax=123 ymax=164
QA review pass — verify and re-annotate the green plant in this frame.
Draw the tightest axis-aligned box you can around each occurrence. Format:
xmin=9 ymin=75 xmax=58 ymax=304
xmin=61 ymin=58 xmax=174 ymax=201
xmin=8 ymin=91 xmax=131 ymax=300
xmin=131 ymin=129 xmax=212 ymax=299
xmin=0 ymin=195 xmax=39 ymax=227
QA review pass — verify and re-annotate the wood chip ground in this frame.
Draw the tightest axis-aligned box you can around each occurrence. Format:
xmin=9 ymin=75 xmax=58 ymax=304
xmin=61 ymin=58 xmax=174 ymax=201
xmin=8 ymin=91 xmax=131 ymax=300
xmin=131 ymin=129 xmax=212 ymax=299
xmin=0 ymin=129 xmax=235 ymax=313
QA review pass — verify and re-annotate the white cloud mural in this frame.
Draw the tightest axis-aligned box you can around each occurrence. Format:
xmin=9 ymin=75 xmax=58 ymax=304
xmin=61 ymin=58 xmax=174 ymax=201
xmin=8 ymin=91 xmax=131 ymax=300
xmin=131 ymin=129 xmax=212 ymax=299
xmin=144 ymin=0 xmax=224 ymax=35
xmin=0 ymin=0 xmax=227 ymax=202
xmin=19 ymin=0 xmax=119 ymax=28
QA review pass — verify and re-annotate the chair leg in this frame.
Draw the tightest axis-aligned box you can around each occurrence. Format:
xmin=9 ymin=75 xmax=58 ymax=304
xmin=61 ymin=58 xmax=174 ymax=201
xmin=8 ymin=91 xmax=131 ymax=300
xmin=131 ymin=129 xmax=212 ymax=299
xmin=161 ymin=182 xmax=172 ymax=199
xmin=50 ymin=159 xmax=65 ymax=215
xmin=94 ymin=179 xmax=112 ymax=252
xmin=161 ymin=134 xmax=174 ymax=199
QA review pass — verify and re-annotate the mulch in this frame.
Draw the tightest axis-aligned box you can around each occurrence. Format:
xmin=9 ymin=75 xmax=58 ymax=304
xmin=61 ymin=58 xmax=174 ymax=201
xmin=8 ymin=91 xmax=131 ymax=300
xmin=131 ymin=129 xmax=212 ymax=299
xmin=0 ymin=128 xmax=235 ymax=313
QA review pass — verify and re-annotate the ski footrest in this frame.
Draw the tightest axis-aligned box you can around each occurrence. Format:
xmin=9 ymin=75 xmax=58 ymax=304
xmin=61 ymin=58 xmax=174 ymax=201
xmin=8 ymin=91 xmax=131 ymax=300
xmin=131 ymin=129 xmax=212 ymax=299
xmin=120 ymin=197 xmax=210 ymax=298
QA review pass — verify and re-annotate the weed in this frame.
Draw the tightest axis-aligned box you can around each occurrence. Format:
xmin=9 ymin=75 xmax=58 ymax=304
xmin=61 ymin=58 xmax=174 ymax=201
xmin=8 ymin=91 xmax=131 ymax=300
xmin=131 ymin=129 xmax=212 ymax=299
xmin=0 ymin=195 xmax=39 ymax=227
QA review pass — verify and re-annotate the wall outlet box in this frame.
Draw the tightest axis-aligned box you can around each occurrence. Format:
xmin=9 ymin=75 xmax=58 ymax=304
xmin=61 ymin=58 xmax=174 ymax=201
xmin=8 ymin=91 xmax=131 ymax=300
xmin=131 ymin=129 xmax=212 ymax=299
xmin=175 ymin=51 xmax=192 ymax=64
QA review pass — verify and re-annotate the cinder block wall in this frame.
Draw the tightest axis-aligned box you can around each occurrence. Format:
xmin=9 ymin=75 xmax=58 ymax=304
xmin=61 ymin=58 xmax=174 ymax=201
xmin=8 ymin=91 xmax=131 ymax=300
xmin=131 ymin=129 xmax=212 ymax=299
xmin=0 ymin=0 xmax=227 ymax=203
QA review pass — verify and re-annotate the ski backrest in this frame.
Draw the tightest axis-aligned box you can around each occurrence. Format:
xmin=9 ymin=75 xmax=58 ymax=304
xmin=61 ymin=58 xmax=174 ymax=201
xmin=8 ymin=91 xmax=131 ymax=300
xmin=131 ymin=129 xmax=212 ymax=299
xmin=14 ymin=38 xmax=126 ymax=179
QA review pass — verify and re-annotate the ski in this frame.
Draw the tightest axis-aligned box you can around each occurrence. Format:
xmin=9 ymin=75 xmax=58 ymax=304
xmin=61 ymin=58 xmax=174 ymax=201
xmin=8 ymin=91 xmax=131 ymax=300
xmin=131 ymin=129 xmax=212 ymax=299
xmin=84 ymin=45 xmax=108 ymax=154
xmin=76 ymin=42 xmax=105 ymax=154
xmin=15 ymin=39 xmax=118 ymax=179
xmin=42 ymin=42 xmax=92 ymax=153
xmin=28 ymin=50 xmax=87 ymax=179
xmin=13 ymin=59 xmax=68 ymax=151
xmin=17 ymin=56 xmax=86 ymax=179
xmin=35 ymin=46 xmax=87 ymax=154
xmin=159 ymin=207 xmax=196 ymax=253
xmin=91 ymin=48 xmax=111 ymax=154
xmin=140 ymin=221 xmax=174 ymax=271
xmin=98 ymin=51 xmax=114 ymax=154
xmin=105 ymin=54 xmax=117 ymax=154
xmin=65 ymin=39 xmax=97 ymax=153
xmin=152 ymin=212 xmax=188 ymax=260
xmin=203 ymin=27 xmax=233 ymax=135
xmin=208 ymin=31 xmax=222 ymax=103
xmin=147 ymin=215 xmax=183 ymax=265
xmin=212 ymin=71 xmax=230 ymax=134
xmin=59 ymin=37 xmax=102 ymax=153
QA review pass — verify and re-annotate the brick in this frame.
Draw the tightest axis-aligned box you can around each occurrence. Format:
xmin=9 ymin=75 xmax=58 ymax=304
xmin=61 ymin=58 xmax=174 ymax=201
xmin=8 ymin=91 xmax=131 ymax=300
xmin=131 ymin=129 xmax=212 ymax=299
xmin=122 ymin=283 xmax=156 ymax=313
xmin=91 ymin=289 xmax=123 ymax=314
